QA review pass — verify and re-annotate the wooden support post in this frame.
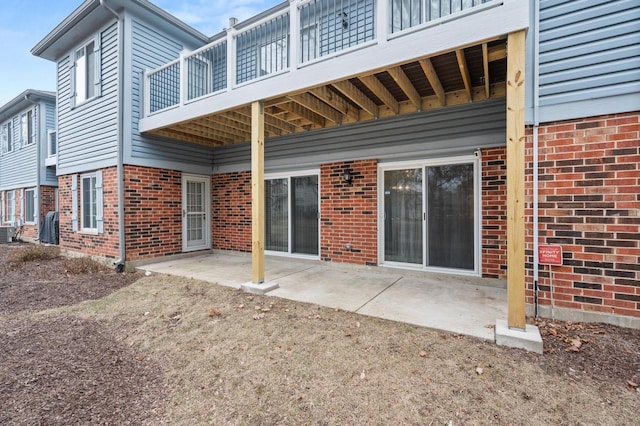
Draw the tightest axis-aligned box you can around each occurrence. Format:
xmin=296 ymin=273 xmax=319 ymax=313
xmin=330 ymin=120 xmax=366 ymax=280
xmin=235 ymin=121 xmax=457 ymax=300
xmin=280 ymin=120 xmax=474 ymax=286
xmin=506 ymin=30 xmax=527 ymax=329
xmin=251 ymin=100 xmax=265 ymax=284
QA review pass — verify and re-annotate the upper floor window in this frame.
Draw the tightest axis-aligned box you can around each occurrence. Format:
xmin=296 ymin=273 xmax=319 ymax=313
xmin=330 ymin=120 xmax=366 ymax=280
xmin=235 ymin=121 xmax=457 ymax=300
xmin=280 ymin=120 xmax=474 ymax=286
xmin=47 ymin=130 xmax=57 ymax=157
xmin=73 ymin=39 xmax=100 ymax=106
xmin=1 ymin=122 xmax=13 ymax=153
xmin=20 ymin=110 xmax=35 ymax=145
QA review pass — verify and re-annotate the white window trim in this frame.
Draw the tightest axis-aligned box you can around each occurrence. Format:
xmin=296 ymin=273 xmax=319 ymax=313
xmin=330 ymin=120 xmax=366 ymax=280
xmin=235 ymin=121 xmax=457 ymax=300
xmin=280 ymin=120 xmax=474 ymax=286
xmin=46 ymin=129 xmax=57 ymax=166
xmin=77 ymin=171 xmax=103 ymax=234
xmin=6 ymin=190 xmax=16 ymax=225
xmin=1 ymin=121 xmax=13 ymax=153
xmin=24 ymin=188 xmax=37 ymax=224
xmin=20 ymin=109 xmax=35 ymax=146
xmin=264 ymin=169 xmax=320 ymax=259
xmin=377 ymin=155 xmax=482 ymax=277
xmin=71 ymin=36 xmax=101 ymax=108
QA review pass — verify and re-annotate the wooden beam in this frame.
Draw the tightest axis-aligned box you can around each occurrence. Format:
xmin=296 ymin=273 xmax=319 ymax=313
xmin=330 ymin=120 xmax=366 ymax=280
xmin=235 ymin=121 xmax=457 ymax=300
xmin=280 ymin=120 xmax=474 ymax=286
xmin=388 ymin=66 xmax=421 ymax=109
xmin=332 ymin=80 xmax=378 ymax=118
xmin=278 ymin=101 xmax=326 ymax=127
xmin=488 ymin=44 xmax=507 ymax=62
xmin=419 ymin=58 xmax=446 ymax=107
xmin=358 ymin=75 xmax=399 ymax=114
xmin=289 ymin=93 xmax=342 ymax=124
xmin=310 ymin=86 xmax=359 ymax=121
xmin=153 ymin=128 xmax=225 ymax=146
xmin=223 ymin=110 xmax=284 ymax=137
xmin=456 ymin=49 xmax=472 ymax=102
xmin=251 ymin=101 xmax=265 ymax=284
xmin=506 ymin=30 xmax=526 ymax=329
xmin=173 ymin=124 xmax=236 ymax=144
xmin=482 ymin=43 xmax=490 ymax=99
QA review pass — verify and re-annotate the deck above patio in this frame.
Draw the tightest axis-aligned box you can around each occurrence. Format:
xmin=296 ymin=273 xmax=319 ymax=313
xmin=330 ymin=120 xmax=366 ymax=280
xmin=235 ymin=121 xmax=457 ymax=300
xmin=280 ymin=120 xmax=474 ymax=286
xmin=139 ymin=0 xmax=529 ymax=145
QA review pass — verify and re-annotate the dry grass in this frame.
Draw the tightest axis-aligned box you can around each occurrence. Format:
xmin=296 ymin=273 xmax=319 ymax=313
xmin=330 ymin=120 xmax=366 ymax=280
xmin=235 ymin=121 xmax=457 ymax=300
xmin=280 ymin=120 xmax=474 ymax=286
xmin=63 ymin=275 xmax=639 ymax=425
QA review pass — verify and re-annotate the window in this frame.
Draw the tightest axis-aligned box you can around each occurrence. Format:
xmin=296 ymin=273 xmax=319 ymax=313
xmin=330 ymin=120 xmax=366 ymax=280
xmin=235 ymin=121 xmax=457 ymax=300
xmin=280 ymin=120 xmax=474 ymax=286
xmin=74 ymin=40 xmax=98 ymax=105
xmin=81 ymin=174 xmax=97 ymax=230
xmin=76 ymin=172 xmax=103 ymax=233
xmin=1 ymin=122 xmax=13 ymax=153
xmin=21 ymin=110 xmax=34 ymax=145
xmin=265 ymin=172 xmax=319 ymax=256
xmin=7 ymin=190 xmax=16 ymax=224
xmin=24 ymin=188 xmax=36 ymax=224
xmin=47 ymin=130 xmax=57 ymax=157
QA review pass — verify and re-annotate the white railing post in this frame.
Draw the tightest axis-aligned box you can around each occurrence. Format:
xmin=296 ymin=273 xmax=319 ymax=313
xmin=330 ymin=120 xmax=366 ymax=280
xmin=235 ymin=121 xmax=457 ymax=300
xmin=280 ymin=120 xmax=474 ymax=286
xmin=226 ymin=26 xmax=237 ymax=92
xmin=377 ymin=0 xmax=390 ymax=42
xmin=143 ymin=69 xmax=150 ymax=117
xmin=289 ymin=0 xmax=300 ymax=71
xmin=179 ymin=49 xmax=189 ymax=105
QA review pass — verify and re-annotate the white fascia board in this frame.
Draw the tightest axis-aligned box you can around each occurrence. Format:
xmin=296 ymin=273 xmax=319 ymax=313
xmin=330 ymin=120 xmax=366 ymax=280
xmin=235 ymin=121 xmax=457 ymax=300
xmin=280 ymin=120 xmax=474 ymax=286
xmin=140 ymin=0 xmax=528 ymax=133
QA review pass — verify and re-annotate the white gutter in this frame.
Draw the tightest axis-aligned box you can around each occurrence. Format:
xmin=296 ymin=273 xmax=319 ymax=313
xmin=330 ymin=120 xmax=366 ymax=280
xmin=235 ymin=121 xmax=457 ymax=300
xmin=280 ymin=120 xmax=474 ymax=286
xmin=100 ymin=0 xmax=126 ymax=272
xmin=532 ymin=0 xmax=541 ymax=317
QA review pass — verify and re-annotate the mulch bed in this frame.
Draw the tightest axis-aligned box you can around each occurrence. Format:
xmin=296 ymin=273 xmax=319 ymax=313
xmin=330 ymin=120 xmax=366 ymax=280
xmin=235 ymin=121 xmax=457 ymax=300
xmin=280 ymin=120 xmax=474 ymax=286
xmin=0 ymin=243 xmax=638 ymax=424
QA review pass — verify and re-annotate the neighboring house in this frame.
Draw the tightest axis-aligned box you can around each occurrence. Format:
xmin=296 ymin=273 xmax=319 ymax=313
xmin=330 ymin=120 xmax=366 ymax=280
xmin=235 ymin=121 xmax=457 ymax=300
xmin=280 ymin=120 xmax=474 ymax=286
xmin=32 ymin=0 xmax=639 ymax=329
xmin=0 ymin=90 xmax=58 ymax=241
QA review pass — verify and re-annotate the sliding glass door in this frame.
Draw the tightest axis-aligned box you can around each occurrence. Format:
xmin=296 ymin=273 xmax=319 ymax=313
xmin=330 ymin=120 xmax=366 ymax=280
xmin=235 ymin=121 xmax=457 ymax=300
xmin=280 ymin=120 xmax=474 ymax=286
xmin=266 ymin=173 xmax=319 ymax=256
xmin=382 ymin=158 xmax=477 ymax=273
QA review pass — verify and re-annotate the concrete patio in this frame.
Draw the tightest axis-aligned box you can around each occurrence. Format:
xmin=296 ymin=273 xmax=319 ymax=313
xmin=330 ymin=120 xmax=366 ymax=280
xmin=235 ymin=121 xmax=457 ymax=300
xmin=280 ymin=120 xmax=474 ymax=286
xmin=138 ymin=251 xmax=508 ymax=341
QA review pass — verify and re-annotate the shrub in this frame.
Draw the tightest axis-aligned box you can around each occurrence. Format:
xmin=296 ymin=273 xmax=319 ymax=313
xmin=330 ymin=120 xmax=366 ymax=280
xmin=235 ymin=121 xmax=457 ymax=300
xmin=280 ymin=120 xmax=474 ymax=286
xmin=63 ymin=257 xmax=108 ymax=275
xmin=8 ymin=245 xmax=60 ymax=265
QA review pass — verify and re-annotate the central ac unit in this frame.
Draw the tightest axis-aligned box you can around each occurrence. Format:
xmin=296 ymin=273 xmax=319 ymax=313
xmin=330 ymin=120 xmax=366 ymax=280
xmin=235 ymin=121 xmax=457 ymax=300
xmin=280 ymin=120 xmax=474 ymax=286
xmin=0 ymin=227 xmax=14 ymax=243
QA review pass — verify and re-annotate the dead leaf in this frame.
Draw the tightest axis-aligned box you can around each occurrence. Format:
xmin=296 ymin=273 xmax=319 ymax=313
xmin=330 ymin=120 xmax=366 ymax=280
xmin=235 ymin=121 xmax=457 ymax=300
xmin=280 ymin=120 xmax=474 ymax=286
xmin=425 ymin=377 xmax=432 ymax=384
xmin=418 ymin=350 xmax=427 ymax=357
xmin=566 ymin=337 xmax=582 ymax=352
xmin=476 ymin=366 xmax=484 ymax=375
xmin=209 ymin=308 xmax=222 ymax=317
xmin=253 ymin=313 xmax=265 ymax=320
xmin=484 ymin=324 xmax=494 ymax=329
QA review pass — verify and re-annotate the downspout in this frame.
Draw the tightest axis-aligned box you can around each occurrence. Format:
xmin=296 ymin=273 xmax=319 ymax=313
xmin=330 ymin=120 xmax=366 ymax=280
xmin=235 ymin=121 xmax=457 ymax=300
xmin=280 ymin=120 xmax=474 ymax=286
xmin=100 ymin=0 xmax=126 ymax=272
xmin=24 ymin=94 xmax=40 ymax=239
xmin=532 ymin=0 xmax=541 ymax=317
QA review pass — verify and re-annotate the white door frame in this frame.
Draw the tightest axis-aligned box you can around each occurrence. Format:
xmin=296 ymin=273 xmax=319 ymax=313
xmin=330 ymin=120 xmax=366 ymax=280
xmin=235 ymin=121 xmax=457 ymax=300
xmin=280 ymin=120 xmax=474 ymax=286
xmin=182 ymin=174 xmax=211 ymax=252
xmin=378 ymin=155 xmax=481 ymax=276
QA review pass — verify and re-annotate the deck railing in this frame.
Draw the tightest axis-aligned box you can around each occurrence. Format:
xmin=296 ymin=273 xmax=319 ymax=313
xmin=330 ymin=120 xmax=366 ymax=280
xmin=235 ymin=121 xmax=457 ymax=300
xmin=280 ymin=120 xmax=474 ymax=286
xmin=144 ymin=0 xmax=495 ymax=116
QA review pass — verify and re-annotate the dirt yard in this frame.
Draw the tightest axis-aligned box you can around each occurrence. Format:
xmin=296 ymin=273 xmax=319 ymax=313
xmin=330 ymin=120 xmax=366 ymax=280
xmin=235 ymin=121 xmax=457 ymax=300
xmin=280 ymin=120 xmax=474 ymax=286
xmin=1 ymin=243 xmax=638 ymax=425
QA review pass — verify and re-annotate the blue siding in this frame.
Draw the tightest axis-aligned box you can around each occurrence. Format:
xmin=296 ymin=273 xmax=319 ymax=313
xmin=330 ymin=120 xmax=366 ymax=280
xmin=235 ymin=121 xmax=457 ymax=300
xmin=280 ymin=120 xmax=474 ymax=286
xmin=0 ymin=107 xmax=39 ymax=190
xmin=128 ymin=18 xmax=214 ymax=171
xmin=212 ymin=99 xmax=505 ymax=173
xmin=41 ymin=100 xmax=58 ymax=186
xmin=56 ymin=21 xmax=119 ymax=175
xmin=538 ymin=0 xmax=640 ymax=121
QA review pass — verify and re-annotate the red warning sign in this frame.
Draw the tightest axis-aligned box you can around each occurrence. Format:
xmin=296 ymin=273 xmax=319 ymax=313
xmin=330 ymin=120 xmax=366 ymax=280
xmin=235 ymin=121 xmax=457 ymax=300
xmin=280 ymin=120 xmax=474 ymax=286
xmin=538 ymin=245 xmax=563 ymax=266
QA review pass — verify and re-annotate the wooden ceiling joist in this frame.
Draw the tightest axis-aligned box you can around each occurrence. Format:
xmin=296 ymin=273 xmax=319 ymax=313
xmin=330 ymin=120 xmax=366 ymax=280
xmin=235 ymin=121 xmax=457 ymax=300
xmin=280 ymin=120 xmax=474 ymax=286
xmin=419 ymin=58 xmax=446 ymax=106
xmin=482 ymin=43 xmax=490 ymax=99
xmin=455 ymin=49 xmax=473 ymax=102
xmin=289 ymin=93 xmax=342 ymax=124
xmin=331 ymin=80 xmax=378 ymax=118
xmin=155 ymin=128 xmax=227 ymax=146
xmin=387 ymin=67 xmax=421 ymax=109
xmin=358 ymin=74 xmax=399 ymax=115
xmin=278 ymin=101 xmax=326 ymax=127
xmin=309 ymin=86 xmax=359 ymax=121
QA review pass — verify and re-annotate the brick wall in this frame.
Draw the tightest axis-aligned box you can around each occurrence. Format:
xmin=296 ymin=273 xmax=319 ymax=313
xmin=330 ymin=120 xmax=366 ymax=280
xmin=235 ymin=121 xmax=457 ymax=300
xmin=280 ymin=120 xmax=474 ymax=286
xmin=124 ymin=165 xmax=183 ymax=260
xmin=58 ymin=168 xmax=119 ymax=259
xmin=19 ymin=185 xmax=58 ymax=240
xmin=529 ymin=112 xmax=640 ymax=319
xmin=481 ymin=147 xmax=508 ymax=279
xmin=320 ymin=160 xmax=378 ymax=265
xmin=212 ymin=171 xmax=252 ymax=252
